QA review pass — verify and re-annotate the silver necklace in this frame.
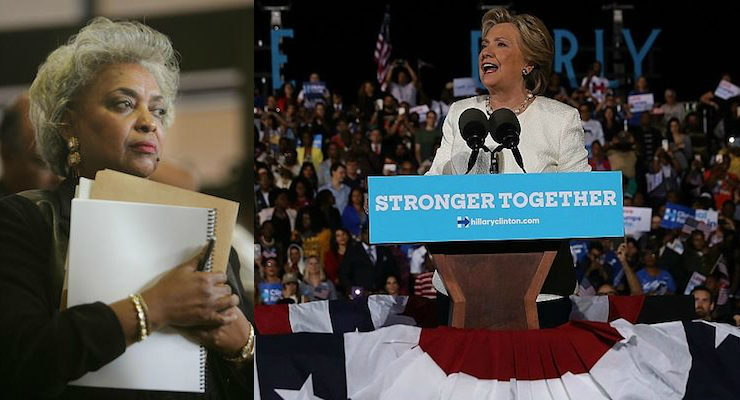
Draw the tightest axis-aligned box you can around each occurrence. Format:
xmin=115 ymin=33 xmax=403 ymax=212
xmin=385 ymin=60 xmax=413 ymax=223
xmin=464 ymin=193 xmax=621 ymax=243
xmin=486 ymin=92 xmax=535 ymax=116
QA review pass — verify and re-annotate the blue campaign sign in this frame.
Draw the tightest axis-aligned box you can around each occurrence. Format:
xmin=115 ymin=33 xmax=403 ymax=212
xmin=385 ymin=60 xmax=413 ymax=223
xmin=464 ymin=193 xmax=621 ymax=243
xmin=368 ymin=172 xmax=623 ymax=244
xmin=302 ymin=81 xmax=327 ymax=100
xmin=661 ymin=202 xmax=695 ymax=229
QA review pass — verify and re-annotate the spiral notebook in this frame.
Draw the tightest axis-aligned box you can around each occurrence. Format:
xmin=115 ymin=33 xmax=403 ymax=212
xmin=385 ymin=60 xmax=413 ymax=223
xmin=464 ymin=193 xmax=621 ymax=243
xmin=66 ymin=198 xmax=216 ymax=393
xmin=89 ymin=169 xmax=238 ymax=274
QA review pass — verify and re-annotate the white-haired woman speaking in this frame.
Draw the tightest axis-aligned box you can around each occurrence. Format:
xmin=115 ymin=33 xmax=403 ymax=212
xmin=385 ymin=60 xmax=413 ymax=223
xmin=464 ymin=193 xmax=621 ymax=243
xmin=0 ymin=18 xmax=251 ymax=397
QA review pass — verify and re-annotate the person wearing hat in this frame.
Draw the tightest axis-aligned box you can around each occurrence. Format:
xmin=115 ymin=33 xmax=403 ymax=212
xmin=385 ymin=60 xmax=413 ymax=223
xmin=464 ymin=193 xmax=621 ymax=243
xmin=281 ymin=273 xmax=300 ymax=304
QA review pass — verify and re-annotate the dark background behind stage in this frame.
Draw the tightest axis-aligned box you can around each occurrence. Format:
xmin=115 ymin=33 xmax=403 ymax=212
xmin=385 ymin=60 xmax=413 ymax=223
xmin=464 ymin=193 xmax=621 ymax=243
xmin=256 ymin=1 xmax=738 ymax=102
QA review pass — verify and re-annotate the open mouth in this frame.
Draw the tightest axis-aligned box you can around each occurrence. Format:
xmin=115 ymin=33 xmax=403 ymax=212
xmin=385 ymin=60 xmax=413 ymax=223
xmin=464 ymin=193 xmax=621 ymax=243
xmin=481 ymin=62 xmax=499 ymax=74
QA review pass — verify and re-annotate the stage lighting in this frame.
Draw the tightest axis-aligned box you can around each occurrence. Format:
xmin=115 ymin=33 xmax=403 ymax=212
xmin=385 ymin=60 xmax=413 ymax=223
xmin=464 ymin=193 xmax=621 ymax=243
xmin=270 ymin=11 xmax=282 ymax=30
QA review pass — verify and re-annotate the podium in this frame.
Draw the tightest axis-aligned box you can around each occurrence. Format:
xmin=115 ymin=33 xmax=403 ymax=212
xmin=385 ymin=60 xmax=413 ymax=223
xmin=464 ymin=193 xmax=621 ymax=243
xmin=430 ymin=240 xmax=560 ymax=329
xmin=368 ymin=172 xmax=624 ymax=330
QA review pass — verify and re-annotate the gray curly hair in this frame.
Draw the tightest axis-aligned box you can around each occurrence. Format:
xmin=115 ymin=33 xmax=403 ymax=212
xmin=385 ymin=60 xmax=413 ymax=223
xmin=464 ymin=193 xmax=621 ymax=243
xmin=29 ymin=17 xmax=180 ymax=176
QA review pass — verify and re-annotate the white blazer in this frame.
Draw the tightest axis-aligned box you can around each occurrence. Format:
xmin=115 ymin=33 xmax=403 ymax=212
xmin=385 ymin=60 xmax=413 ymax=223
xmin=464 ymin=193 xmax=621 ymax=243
xmin=426 ymin=95 xmax=590 ymax=297
xmin=427 ymin=95 xmax=590 ymax=175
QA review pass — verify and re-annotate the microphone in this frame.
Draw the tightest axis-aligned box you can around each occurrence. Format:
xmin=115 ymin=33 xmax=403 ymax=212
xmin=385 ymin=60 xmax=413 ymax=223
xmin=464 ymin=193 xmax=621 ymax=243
xmin=458 ymin=108 xmax=489 ymax=173
xmin=489 ymin=109 xmax=526 ymax=173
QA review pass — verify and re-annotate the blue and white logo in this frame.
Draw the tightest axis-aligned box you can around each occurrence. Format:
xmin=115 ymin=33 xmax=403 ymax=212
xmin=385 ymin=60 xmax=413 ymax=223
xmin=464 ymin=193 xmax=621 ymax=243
xmin=661 ymin=202 xmax=694 ymax=229
xmin=663 ymin=208 xmax=677 ymax=223
xmin=457 ymin=216 xmax=471 ymax=228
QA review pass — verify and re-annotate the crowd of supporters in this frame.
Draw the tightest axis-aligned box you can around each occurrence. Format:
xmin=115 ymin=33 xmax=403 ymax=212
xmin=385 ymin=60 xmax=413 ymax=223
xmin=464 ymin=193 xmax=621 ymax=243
xmin=254 ymin=59 xmax=740 ymax=325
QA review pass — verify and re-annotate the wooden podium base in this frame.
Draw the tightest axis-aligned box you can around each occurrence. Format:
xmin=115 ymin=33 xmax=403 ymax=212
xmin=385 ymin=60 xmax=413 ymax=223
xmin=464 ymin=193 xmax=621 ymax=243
xmin=429 ymin=241 xmax=558 ymax=330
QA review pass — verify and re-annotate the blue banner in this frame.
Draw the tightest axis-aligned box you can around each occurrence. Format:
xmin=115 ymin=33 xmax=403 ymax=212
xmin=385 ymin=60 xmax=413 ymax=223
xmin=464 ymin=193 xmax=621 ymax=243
xmin=661 ymin=202 xmax=695 ymax=229
xmin=368 ymin=172 xmax=623 ymax=244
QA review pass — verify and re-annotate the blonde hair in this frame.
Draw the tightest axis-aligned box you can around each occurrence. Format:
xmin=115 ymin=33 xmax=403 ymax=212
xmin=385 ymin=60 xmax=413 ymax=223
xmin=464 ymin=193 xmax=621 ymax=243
xmin=303 ymin=256 xmax=326 ymax=282
xmin=481 ymin=8 xmax=553 ymax=95
xmin=29 ymin=17 xmax=180 ymax=176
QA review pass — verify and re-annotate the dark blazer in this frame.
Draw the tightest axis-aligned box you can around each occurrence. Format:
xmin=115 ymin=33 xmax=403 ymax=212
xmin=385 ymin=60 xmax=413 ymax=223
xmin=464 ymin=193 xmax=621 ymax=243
xmin=0 ymin=179 xmax=250 ymax=398
xmin=367 ymin=145 xmax=385 ymax=175
xmin=339 ymin=242 xmax=398 ymax=294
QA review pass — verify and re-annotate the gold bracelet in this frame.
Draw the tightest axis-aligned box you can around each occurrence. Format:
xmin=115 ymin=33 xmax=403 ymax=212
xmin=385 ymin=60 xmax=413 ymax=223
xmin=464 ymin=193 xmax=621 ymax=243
xmin=129 ymin=293 xmax=149 ymax=342
xmin=224 ymin=322 xmax=255 ymax=363
xmin=138 ymin=294 xmax=151 ymax=334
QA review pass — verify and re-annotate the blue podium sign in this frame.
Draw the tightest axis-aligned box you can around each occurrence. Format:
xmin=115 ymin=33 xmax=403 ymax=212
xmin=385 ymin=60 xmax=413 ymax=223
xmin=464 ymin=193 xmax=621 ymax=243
xmin=368 ymin=172 xmax=623 ymax=244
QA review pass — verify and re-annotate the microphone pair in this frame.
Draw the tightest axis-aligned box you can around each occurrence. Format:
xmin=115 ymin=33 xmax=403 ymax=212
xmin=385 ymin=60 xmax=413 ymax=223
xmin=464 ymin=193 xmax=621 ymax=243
xmin=459 ymin=108 xmax=525 ymax=174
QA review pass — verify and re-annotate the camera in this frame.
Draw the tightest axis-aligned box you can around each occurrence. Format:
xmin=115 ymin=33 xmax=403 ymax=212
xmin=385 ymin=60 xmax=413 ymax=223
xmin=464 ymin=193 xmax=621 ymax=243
xmin=396 ymin=59 xmax=405 ymax=66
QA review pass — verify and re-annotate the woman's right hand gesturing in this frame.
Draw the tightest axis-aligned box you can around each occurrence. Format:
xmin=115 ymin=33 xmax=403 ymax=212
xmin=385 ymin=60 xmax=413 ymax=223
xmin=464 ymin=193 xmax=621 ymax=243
xmin=140 ymin=245 xmax=239 ymax=331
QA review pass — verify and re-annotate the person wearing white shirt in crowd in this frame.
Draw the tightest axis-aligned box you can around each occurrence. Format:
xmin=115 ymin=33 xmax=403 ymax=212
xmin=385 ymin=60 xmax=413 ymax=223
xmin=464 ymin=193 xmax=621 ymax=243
xmin=430 ymin=82 xmax=454 ymax=123
xmin=580 ymin=61 xmax=610 ymax=104
xmin=659 ymin=89 xmax=687 ymax=126
xmin=257 ymin=190 xmax=297 ymax=233
xmin=318 ymin=162 xmax=351 ymax=213
xmin=579 ymin=103 xmax=605 ymax=158
xmin=384 ymin=59 xmax=418 ymax=107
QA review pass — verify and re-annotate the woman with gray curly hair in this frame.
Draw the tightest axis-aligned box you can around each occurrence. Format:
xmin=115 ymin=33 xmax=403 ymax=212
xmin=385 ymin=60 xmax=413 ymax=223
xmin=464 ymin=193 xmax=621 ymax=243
xmin=30 ymin=17 xmax=179 ymax=179
xmin=0 ymin=17 xmax=251 ymax=397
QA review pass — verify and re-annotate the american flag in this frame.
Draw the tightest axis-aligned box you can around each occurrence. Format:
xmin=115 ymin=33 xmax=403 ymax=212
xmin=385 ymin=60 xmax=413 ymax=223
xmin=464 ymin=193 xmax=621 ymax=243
xmin=255 ymin=295 xmax=734 ymax=400
xmin=373 ymin=11 xmax=392 ymax=85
